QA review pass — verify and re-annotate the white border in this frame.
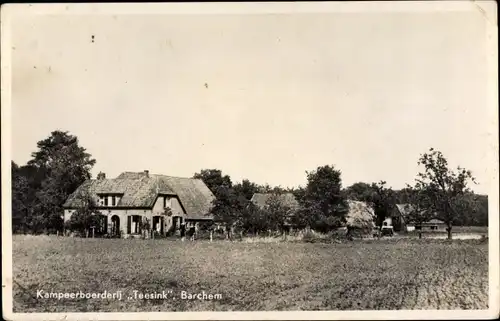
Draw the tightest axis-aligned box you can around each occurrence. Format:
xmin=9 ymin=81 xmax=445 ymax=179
xmin=1 ymin=2 xmax=498 ymax=320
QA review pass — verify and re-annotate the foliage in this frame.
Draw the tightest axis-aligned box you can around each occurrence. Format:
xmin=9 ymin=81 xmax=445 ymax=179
xmin=12 ymin=131 xmax=96 ymax=234
xmin=237 ymin=203 xmax=269 ymax=234
xmin=12 ymin=163 xmax=48 ymax=233
xmin=401 ymin=186 xmax=433 ymax=227
xmin=298 ymin=165 xmax=348 ymax=232
xmin=343 ymin=180 xmax=487 ymax=228
xmin=193 ymin=169 xmax=286 ymax=235
xmin=411 ymin=148 xmax=477 ymax=239
xmin=193 ymin=169 xmax=232 ymax=193
xmin=197 ymin=220 xmax=215 ymax=231
xmin=66 ymin=189 xmax=103 ymax=236
xmin=193 ymin=169 xmax=243 ymax=232
xmin=12 ymin=162 xmax=30 ymax=233
xmin=232 ymin=179 xmax=260 ymax=201
xmin=238 ymin=192 xmax=293 ymax=234
xmin=264 ymin=192 xmax=293 ymax=232
xmin=342 ymin=182 xmax=374 ymax=201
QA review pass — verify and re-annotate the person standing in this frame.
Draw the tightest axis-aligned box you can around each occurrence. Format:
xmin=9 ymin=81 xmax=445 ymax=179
xmin=180 ymin=222 xmax=186 ymax=242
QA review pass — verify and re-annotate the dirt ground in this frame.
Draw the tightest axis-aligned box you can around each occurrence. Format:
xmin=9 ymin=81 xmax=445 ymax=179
xmin=12 ymin=235 xmax=488 ymax=312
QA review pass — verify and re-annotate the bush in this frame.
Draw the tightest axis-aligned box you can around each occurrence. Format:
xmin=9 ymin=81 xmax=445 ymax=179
xmin=151 ymin=231 xmax=166 ymax=239
xmin=302 ymin=230 xmax=318 ymax=243
xmin=197 ymin=221 xmax=215 ymax=232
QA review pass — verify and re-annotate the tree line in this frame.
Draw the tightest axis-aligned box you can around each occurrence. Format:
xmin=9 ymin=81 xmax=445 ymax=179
xmin=12 ymin=131 xmax=488 ymax=239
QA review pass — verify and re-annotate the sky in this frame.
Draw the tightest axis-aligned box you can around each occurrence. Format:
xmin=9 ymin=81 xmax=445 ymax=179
xmin=8 ymin=3 xmax=497 ymax=195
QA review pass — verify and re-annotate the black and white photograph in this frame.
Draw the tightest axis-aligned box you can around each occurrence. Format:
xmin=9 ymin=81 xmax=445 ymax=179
xmin=1 ymin=2 xmax=498 ymax=320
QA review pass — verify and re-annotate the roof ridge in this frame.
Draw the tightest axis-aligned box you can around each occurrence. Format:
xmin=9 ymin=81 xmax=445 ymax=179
xmin=152 ymin=174 xmax=200 ymax=180
xmin=117 ymin=171 xmax=201 ymax=180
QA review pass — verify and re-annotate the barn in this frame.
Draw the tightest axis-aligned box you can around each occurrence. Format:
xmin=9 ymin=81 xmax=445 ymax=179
xmin=249 ymin=192 xmax=300 ymax=228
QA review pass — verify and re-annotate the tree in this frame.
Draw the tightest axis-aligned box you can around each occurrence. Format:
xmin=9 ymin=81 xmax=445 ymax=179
xmin=66 ymin=189 xmax=102 ymax=237
xmin=342 ymin=182 xmax=374 ymax=201
xmin=412 ymin=148 xmax=477 ymax=240
xmin=233 ymin=179 xmax=260 ymax=201
xmin=290 ymin=186 xmax=306 ymax=205
xmin=28 ymin=131 xmax=96 ymax=233
xmin=11 ymin=162 xmax=49 ymax=233
xmin=257 ymin=183 xmax=273 ymax=194
xmin=12 ymin=162 xmax=30 ymax=233
xmin=194 ymin=169 xmax=258 ymax=238
xmin=470 ymin=194 xmax=488 ymax=226
xmin=264 ymin=192 xmax=292 ymax=234
xmin=193 ymin=169 xmax=232 ymax=193
xmin=238 ymin=203 xmax=268 ymax=235
xmin=371 ymin=181 xmax=395 ymax=228
xmin=211 ymin=186 xmax=247 ymax=238
xmin=300 ymin=165 xmax=348 ymax=232
xmin=402 ymin=186 xmax=433 ymax=238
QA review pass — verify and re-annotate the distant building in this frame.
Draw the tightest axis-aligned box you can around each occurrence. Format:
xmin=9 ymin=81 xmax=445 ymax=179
xmin=416 ymin=218 xmax=447 ymax=231
xmin=250 ymin=193 xmax=300 ymax=211
xmin=385 ymin=203 xmax=447 ymax=232
xmin=249 ymin=193 xmax=300 ymax=227
xmin=385 ymin=204 xmax=415 ymax=231
xmin=63 ymin=170 xmax=215 ymax=238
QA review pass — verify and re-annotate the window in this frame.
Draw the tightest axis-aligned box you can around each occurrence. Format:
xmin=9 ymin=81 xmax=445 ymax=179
xmin=98 ymin=194 xmax=122 ymax=207
xmin=152 ymin=216 xmax=164 ymax=234
xmin=127 ymin=215 xmax=142 ymax=234
xmin=164 ymin=196 xmax=171 ymax=208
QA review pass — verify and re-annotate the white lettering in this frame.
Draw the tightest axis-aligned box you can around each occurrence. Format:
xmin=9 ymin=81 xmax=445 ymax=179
xmin=180 ymin=291 xmax=222 ymax=300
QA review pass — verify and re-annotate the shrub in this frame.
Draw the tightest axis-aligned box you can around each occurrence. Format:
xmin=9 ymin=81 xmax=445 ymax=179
xmin=302 ymin=230 xmax=318 ymax=243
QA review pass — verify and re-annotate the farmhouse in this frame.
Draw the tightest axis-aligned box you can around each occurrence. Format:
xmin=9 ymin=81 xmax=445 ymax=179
xmin=63 ymin=170 xmax=215 ymax=238
xmin=384 ymin=203 xmax=447 ymax=232
xmin=384 ymin=203 xmax=415 ymax=231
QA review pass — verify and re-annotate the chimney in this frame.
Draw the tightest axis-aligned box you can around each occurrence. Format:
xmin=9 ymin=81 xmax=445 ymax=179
xmin=144 ymin=170 xmax=149 ymax=177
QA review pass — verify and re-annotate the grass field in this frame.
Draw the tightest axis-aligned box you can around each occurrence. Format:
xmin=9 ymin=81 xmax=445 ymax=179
xmin=12 ymin=235 xmax=488 ymax=312
xmin=402 ymin=226 xmax=489 ymax=240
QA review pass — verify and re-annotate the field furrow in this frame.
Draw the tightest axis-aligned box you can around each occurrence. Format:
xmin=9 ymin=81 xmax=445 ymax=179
xmin=12 ymin=236 xmax=489 ymax=312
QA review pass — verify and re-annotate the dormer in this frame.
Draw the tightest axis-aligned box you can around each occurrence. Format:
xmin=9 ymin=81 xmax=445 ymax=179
xmin=155 ymin=193 xmax=175 ymax=209
xmin=97 ymin=193 xmax=124 ymax=207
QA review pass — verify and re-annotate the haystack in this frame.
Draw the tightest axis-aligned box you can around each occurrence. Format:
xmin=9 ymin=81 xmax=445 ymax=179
xmin=345 ymin=200 xmax=376 ymax=232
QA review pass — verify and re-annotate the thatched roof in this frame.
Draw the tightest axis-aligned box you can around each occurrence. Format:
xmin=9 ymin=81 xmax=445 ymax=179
xmin=394 ymin=203 xmax=446 ymax=226
xmin=64 ymin=171 xmax=215 ymax=220
xmin=345 ymin=200 xmax=376 ymax=229
xmin=395 ymin=203 xmax=415 ymax=217
xmin=250 ymin=193 xmax=300 ymax=210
